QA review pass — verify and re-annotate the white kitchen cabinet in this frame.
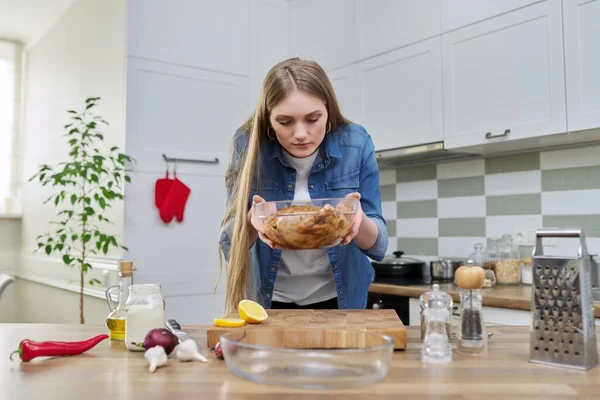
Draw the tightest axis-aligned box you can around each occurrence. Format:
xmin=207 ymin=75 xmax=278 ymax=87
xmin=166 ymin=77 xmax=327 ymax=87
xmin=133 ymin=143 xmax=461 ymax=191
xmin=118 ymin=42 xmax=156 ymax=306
xmin=563 ymin=0 xmax=600 ymax=132
xmin=355 ymin=0 xmax=441 ymax=60
xmin=249 ymin=0 xmax=289 ymax=110
xmin=327 ymin=65 xmax=361 ymax=123
xmin=127 ymin=0 xmax=250 ymax=75
xmin=442 ymin=0 xmax=567 ymax=149
xmin=288 ymin=0 xmax=354 ymax=71
xmin=123 ymin=57 xmax=248 ymax=324
xmin=483 ymin=306 xmax=532 ymax=326
xmin=410 ymin=297 xmax=532 ymax=327
xmin=357 ymin=37 xmax=443 ymax=152
xmin=440 ymin=0 xmax=543 ymax=32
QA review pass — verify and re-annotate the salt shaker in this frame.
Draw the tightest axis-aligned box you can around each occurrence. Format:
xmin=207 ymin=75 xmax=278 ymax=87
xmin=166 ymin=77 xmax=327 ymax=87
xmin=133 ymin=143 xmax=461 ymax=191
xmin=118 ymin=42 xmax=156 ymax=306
xmin=420 ymin=284 xmax=453 ymax=364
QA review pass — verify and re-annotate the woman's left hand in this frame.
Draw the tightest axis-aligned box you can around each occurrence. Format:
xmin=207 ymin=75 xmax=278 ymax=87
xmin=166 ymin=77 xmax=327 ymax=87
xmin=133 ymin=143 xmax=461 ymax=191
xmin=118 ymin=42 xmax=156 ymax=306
xmin=340 ymin=192 xmax=364 ymax=246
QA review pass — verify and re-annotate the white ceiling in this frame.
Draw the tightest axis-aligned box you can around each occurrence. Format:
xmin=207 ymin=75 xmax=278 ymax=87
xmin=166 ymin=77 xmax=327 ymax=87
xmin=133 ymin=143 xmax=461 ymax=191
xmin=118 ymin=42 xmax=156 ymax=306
xmin=0 ymin=0 xmax=78 ymax=45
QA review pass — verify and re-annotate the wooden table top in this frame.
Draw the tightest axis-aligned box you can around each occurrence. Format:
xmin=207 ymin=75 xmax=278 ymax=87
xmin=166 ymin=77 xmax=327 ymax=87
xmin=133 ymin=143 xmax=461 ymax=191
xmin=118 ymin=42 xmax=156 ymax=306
xmin=3 ymin=323 xmax=600 ymax=399
xmin=369 ymin=282 xmax=600 ymax=318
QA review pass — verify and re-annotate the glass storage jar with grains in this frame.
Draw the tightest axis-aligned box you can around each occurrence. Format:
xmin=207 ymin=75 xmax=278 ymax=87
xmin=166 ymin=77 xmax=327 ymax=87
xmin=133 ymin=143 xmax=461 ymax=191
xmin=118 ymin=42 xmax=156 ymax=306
xmin=495 ymin=234 xmax=521 ymax=284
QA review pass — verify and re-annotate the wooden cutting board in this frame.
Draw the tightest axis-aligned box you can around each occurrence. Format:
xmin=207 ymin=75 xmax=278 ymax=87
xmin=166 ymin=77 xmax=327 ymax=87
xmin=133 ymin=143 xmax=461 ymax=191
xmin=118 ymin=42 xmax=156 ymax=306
xmin=206 ymin=309 xmax=407 ymax=350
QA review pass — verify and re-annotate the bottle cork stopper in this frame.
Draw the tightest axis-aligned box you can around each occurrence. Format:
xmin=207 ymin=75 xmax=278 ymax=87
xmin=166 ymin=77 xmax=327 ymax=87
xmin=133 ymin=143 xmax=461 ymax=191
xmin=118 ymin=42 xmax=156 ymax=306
xmin=120 ymin=260 xmax=134 ymax=277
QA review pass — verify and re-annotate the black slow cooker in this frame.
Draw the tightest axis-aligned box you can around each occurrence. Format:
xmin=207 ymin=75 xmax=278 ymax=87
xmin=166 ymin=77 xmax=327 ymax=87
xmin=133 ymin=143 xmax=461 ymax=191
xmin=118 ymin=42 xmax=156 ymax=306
xmin=371 ymin=251 xmax=431 ymax=285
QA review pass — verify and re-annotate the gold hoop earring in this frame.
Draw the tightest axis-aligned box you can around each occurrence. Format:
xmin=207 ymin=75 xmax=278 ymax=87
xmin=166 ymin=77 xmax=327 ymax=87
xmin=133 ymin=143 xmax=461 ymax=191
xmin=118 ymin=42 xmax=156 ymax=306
xmin=326 ymin=122 xmax=331 ymax=134
xmin=267 ymin=127 xmax=276 ymax=140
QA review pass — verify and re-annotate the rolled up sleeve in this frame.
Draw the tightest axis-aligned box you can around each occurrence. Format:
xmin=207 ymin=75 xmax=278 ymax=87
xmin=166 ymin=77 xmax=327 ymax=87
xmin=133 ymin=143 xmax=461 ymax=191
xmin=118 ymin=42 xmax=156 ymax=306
xmin=357 ymin=131 xmax=389 ymax=262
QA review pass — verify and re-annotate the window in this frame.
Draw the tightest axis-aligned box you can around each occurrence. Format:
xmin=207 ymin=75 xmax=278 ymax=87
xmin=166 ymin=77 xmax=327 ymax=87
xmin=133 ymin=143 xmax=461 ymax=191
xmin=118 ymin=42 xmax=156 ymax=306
xmin=0 ymin=41 xmax=20 ymax=204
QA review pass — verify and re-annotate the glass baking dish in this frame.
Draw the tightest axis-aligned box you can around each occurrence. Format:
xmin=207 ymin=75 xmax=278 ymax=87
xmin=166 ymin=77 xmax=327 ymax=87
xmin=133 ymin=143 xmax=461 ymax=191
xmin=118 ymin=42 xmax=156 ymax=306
xmin=254 ymin=197 xmax=358 ymax=250
xmin=219 ymin=328 xmax=394 ymax=390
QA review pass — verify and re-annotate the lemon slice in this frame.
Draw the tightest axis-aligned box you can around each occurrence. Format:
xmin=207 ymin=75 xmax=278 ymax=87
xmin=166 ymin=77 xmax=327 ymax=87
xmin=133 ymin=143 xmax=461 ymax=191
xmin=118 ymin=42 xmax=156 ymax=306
xmin=238 ymin=299 xmax=268 ymax=324
xmin=214 ymin=318 xmax=246 ymax=328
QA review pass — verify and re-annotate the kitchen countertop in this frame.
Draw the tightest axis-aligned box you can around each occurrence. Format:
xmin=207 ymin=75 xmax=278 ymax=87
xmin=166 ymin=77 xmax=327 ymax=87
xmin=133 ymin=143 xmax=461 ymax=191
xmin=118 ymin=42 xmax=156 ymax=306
xmin=3 ymin=323 xmax=600 ymax=399
xmin=369 ymin=282 xmax=600 ymax=318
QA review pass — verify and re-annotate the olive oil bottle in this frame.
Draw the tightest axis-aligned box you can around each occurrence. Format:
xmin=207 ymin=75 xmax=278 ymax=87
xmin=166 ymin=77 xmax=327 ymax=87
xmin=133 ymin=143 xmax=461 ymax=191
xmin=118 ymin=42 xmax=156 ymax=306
xmin=105 ymin=261 xmax=135 ymax=340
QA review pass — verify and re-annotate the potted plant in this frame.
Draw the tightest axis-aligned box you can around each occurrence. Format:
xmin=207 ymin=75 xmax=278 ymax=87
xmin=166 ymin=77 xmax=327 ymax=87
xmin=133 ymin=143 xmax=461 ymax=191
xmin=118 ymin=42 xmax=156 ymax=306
xmin=29 ymin=97 xmax=133 ymax=324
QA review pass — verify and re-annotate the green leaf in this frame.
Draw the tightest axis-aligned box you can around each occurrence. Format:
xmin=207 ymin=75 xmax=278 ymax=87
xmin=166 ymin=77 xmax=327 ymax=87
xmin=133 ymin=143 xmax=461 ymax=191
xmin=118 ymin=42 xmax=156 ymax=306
xmin=98 ymin=197 xmax=106 ymax=209
xmin=60 ymin=234 xmax=67 ymax=242
xmin=124 ymin=175 xmax=131 ymax=183
xmin=90 ymin=174 xmax=99 ymax=183
xmin=62 ymin=255 xmax=74 ymax=265
xmin=86 ymin=103 xmax=95 ymax=110
xmin=45 ymin=245 xmax=52 ymax=255
xmin=84 ymin=197 xmax=91 ymax=205
xmin=67 ymin=110 xmax=77 ymax=114
xmin=107 ymin=181 xmax=113 ymax=189
xmin=71 ymin=194 xmax=77 ymax=205
xmin=54 ymin=243 xmax=64 ymax=251
xmin=110 ymin=146 xmax=119 ymax=152
xmin=82 ymin=233 xmax=92 ymax=243
xmin=89 ymin=278 xmax=102 ymax=286
xmin=95 ymin=134 xmax=104 ymax=140
xmin=103 ymin=241 xmax=109 ymax=254
xmin=54 ymin=196 xmax=60 ymax=206
xmin=121 ymin=245 xmax=129 ymax=251
xmin=69 ymin=138 xmax=77 ymax=146
xmin=71 ymin=234 xmax=78 ymax=241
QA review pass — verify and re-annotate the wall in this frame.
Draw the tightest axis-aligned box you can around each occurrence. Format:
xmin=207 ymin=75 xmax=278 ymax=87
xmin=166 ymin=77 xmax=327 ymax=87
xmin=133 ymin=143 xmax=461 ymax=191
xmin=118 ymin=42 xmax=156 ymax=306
xmin=0 ymin=40 xmax=21 ymax=322
xmin=0 ymin=218 xmax=20 ymax=322
xmin=0 ymin=40 xmax=22 ymax=207
xmin=380 ymin=144 xmax=600 ymax=259
xmin=17 ymin=0 xmax=126 ymax=323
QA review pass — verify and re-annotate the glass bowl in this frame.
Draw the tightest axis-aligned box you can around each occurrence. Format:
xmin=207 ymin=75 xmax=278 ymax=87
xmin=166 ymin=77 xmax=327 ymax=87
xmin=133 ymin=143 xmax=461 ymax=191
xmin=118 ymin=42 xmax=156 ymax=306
xmin=219 ymin=328 xmax=394 ymax=390
xmin=254 ymin=197 xmax=358 ymax=250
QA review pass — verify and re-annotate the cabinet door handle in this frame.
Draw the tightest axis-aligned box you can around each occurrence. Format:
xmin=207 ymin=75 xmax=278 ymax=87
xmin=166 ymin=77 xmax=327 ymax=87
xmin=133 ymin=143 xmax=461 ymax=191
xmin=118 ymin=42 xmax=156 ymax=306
xmin=485 ymin=129 xmax=510 ymax=139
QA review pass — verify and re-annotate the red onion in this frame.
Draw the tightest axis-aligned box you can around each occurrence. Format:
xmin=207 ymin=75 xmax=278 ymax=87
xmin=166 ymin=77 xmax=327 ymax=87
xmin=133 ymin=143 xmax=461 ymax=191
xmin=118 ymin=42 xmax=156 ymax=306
xmin=214 ymin=341 xmax=224 ymax=360
xmin=131 ymin=328 xmax=179 ymax=355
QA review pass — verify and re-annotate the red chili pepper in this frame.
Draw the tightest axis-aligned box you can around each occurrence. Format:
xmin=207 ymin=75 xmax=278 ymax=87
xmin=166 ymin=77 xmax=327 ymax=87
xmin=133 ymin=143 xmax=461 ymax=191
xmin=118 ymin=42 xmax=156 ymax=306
xmin=9 ymin=334 xmax=109 ymax=362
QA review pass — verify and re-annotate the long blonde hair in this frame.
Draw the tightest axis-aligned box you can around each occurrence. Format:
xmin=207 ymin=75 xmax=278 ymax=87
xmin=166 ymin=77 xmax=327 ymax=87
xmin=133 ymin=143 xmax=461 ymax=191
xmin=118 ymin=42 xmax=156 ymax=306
xmin=218 ymin=57 xmax=351 ymax=313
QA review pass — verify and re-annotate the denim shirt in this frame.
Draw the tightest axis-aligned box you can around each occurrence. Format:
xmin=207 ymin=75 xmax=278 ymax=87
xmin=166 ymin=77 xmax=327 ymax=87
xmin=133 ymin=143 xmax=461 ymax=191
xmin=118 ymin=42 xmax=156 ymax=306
xmin=219 ymin=122 xmax=388 ymax=309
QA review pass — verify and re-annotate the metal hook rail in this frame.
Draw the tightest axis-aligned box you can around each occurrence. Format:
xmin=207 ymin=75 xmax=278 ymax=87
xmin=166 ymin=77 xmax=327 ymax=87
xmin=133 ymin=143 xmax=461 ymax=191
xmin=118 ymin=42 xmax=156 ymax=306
xmin=162 ymin=153 xmax=219 ymax=165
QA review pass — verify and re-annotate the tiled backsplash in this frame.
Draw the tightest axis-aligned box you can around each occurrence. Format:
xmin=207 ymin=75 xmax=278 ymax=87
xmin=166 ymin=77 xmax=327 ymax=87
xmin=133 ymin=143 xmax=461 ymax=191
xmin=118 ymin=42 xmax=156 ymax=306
xmin=379 ymin=144 xmax=600 ymax=258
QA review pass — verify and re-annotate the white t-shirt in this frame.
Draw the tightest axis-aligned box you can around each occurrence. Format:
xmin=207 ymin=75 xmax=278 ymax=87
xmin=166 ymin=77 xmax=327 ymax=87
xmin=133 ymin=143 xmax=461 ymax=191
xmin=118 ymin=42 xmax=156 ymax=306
xmin=271 ymin=150 xmax=337 ymax=305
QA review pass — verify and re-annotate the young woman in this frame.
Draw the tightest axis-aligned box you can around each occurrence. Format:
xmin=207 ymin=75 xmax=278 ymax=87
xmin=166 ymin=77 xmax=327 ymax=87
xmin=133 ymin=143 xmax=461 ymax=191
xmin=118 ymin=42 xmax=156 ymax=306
xmin=218 ymin=57 xmax=388 ymax=313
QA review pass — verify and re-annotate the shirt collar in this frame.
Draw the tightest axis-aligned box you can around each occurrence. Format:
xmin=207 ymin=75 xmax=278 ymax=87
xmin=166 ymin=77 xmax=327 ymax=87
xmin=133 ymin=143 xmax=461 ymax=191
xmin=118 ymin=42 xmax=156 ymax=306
xmin=268 ymin=130 xmax=342 ymax=164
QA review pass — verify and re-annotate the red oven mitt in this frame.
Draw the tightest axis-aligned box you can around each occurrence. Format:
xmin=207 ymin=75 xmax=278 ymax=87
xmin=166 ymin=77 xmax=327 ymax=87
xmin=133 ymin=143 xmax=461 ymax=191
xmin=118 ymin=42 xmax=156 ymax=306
xmin=154 ymin=170 xmax=173 ymax=209
xmin=159 ymin=176 xmax=191 ymax=223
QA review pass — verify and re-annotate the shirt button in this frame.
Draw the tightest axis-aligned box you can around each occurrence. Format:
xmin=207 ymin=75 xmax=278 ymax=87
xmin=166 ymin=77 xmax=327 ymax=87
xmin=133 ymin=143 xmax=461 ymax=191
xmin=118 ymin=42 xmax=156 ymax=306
xmin=287 ymin=184 xmax=293 ymax=189
xmin=266 ymin=293 xmax=271 ymax=298
xmin=338 ymin=290 xmax=343 ymax=295
xmin=309 ymin=184 xmax=314 ymax=189
xmin=318 ymin=163 xmax=324 ymax=168
xmin=332 ymin=264 xmax=338 ymax=269
xmin=271 ymin=267 xmax=276 ymax=272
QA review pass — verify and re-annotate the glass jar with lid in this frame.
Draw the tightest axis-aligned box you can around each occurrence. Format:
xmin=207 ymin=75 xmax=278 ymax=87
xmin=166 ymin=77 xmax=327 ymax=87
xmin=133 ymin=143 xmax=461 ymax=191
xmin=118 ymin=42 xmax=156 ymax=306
xmin=495 ymin=234 xmax=521 ymax=284
xmin=484 ymin=237 xmax=498 ymax=271
xmin=468 ymin=243 xmax=485 ymax=267
xmin=124 ymin=284 xmax=166 ymax=351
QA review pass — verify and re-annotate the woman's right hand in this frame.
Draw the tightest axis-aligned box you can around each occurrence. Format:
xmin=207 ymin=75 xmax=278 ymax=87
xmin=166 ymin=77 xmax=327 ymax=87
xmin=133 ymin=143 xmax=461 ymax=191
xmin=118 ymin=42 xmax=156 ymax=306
xmin=247 ymin=195 xmax=277 ymax=249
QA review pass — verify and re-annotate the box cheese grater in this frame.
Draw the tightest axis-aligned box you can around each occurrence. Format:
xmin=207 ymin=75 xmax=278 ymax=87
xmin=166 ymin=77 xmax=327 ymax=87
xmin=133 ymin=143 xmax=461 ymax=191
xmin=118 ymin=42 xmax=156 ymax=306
xmin=529 ymin=228 xmax=598 ymax=370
